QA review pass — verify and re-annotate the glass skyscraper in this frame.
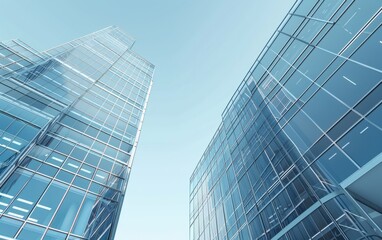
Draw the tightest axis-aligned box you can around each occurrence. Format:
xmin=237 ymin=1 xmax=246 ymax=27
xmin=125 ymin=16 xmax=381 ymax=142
xmin=190 ymin=1 xmax=382 ymax=240
xmin=0 ymin=26 xmax=154 ymax=239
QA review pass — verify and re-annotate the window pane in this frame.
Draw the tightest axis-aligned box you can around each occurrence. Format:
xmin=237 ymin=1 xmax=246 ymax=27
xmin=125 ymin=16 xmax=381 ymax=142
xmin=303 ymin=89 xmax=348 ymax=131
xmin=29 ymin=181 xmax=67 ymax=225
xmin=314 ymin=145 xmax=358 ymax=183
xmin=50 ymin=187 xmax=85 ymax=231
xmin=351 ymin=26 xmax=382 ymax=71
xmin=323 ymin=60 xmax=381 ymax=107
xmin=43 ymin=229 xmax=67 ymax=240
xmin=0 ymin=216 xmax=22 ymax=238
xmin=283 ymin=111 xmax=323 ymax=153
xmin=319 ymin=0 xmax=381 ymax=53
xmin=5 ymin=174 xmax=49 ymax=220
xmin=16 ymin=223 xmax=44 ymax=240
xmin=338 ymin=119 xmax=382 ymax=167
xmin=0 ymin=170 xmax=32 ymax=213
xmin=72 ymin=193 xmax=97 ymax=235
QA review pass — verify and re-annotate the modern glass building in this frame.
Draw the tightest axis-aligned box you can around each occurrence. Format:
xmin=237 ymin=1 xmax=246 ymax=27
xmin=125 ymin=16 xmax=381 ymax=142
xmin=190 ymin=1 xmax=382 ymax=240
xmin=0 ymin=26 xmax=154 ymax=239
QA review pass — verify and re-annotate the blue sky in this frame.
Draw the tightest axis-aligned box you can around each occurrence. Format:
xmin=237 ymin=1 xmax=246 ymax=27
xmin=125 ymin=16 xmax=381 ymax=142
xmin=1 ymin=0 xmax=294 ymax=239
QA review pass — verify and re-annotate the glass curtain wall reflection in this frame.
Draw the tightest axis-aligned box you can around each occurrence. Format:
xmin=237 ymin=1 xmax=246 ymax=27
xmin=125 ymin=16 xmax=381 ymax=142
xmin=190 ymin=1 xmax=382 ymax=240
xmin=0 ymin=26 xmax=154 ymax=239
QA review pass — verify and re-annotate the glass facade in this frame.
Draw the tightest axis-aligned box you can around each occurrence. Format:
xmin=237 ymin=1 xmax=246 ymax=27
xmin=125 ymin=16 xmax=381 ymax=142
xmin=190 ymin=1 xmax=382 ymax=240
xmin=0 ymin=26 xmax=154 ymax=239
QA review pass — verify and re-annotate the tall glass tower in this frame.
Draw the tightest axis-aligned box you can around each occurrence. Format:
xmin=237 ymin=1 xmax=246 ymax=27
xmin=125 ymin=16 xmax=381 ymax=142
xmin=0 ymin=26 xmax=154 ymax=239
xmin=190 ymin=1 xmax=382 ymax=240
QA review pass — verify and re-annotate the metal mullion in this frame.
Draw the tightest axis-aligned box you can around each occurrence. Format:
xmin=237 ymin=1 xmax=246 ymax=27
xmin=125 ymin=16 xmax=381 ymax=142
xmin=54 ymin=58 xmax=96 ymax=84
xmin=0 ymin=108 xmax=62 ymax=193
xmin=109 ymin=66 xmax=148 ymax=92
xmin=14 ymin=165 xmax=75 ymax=232
xmin=0 ymin=26 xmax=146 ymax=236
xmin=107 ymin=89 xmax=126 ymax=166
xmin=93 ymin=37 xmax=124 ymax=57
xmin=59 ymin=115 xmax=101 ymax=145
xmin=43 ymin=27 xmax=115 ymax=56
xmin=30 ymin=81 xmax=77 ymax=107
xmin=40 ymin=171 xmax=82 ymax=237
xmin=12 ymin=40 xmax=46 ymax=61
xmin=337 ymin=9 xmax=382 ymax=57
xmin=117 ymin=55 xmax=153 ymax=78
xmin=0 ymin=169 xmax=35 ymax=221
xmin=108 ymin=70 xmax=154 ymax=239
xmin=8 ymin=76 xmax=67 ymax=109
xmin=1 ymin=43 xmax=35 ymax=66
xmin=271 ymin=34 xmax=382 ymax=139
xmin=290 ymin=13 xmax=334 ymax=24
xmin=279 ymin=28 xmax=382 ymax=75
xmin=248 ymin=96 xmax=365 ymax=177
xmin=269 ymin=38 xmax=381 ymax=132
xmin=39 ymin=43 xmax=137 ymax=238
xmin=193 ymin=132 xmax=226 ymax=194
xmin=253 ymin=40 xmax=310 ymax=102
xmin=230 ymin=105 xmax=313 ymax=181
xmin=103 ymin=34 xmax=127 ymax=51
xmin=51 ymin=68 xmax=92 ymax=92
xmin=32 ymin=142 xmax=84 ymax=238
xmin=12 ymin=169 xmax=57 ymax=238
xmin=82 ymin=96 xmax=124 ymax=126
xmin=259 ymin=63 xmax=299 ymax=105
xmin=69 ymin=110 xmax=128 ymax=150
xmin=254 ymin=1 xmax=325 ymax=81
xmin=93 ymin=216 xmax=113 ymax=240
xmin=95 ymin=81 xmax=144 ymax=111
xmin=0 ymin=101 xmax=48 ymax=129
xmin=65 ymin=173 xmax=96 ymax=238
xmin=82 ymin=197 xmax=109 ymax=232
xmin=0 ymin=61 xmax=22 ymax=69
xmin=82 ymin=44 xmax=114 ymax=65
xmin=90 ymin=212 xmax=112 ymax=239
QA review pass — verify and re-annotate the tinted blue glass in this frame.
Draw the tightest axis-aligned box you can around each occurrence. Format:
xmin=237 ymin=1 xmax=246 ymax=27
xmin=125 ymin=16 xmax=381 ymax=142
xmin=315 ymin=145 xmax=358 ymax=182
xmin=298 ymin=47 xmax=335 ymax=82
xmin=319 ymin=0 xmax=381 ymax=53
xmin=283 ymin=111 xmax=323 ymax=152
xmin=73 ymin=176 xmax=90 ymax=190
xmin=50 ymin=187 xmax=85 ymax=231
xmin=190 ymin=2 xmax=382 ymax=238
xmin=368 ymin=103 xmax=382 ymax=129
xmin=338 ymin=119 xmax=382 ymax=167
xmin=56 ymin=170 xmax=74 ymax=184
xmin=16 ymin=223 xmax=44 ymax=240
xmin=18 ymin=124 xmax=39 ymax=141
xmin=6 ymin=173 xmax=49 ymax=219
xmin=294 ymin=1 xmax=317 ymax=15
xmin=37 ymin=163 xmax=58 ymax=176
xmin=6 ymin=120 xmax=24 ymax=135
xmin=283 ymin=70 xmax=311 ymax=100
xmin=303 ymin=89 xmax=348 ymax=131
xmin=21 ymin=157 xmax=42 ymax=170
xmin=0 ymin=216 xmax=22 ymax=238
xmin=0 ymin=113 xmax=14 ymax=130
xmin=351 ymin=26 xmax=382 ymax=71
xmin=282 ymin=16 xmax=305 ymax=36
xmin=312 ymin=0 xmax=342 ymax=21
xmin=72 ymin=193 xmax=97 ymax=235
xmin=29 ymin=181 xmax=67 ymax=225
xmin=0 ymin=170 xmax=31 ymax=212
xmin=43 ymin=230 xmax=67 ymax=240
xmin=298 ymin=20 xmax=325 ymax=43
xmin=323 ymin=60 xmax=381 ymax=107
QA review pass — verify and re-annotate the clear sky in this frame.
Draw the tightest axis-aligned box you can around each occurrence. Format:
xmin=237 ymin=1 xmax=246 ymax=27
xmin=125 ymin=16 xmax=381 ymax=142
xmin=1 ymin=0 xmax=294 ymax=239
